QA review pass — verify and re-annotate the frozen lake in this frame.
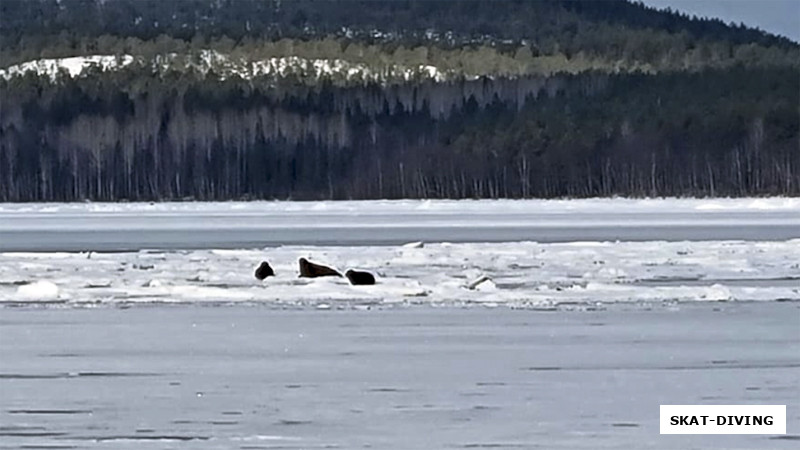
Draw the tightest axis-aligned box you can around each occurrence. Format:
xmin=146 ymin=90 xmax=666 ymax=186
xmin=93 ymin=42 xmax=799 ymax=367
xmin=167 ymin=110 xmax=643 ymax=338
xmin=1 ymin=198 xmax=798 ymax=448
xmin=1 ymin=303 xmax=798 ymax=449
xmin=1 ymin=198 xmax=799 ymax=251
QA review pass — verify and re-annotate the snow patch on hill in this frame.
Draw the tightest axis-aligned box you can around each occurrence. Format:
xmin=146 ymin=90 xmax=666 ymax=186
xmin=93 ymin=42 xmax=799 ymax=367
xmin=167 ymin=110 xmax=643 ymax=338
xmin=0 ymin=55 xmax=136 ymax=80
xmin=0 ymin=50 xmax=447 ymax=83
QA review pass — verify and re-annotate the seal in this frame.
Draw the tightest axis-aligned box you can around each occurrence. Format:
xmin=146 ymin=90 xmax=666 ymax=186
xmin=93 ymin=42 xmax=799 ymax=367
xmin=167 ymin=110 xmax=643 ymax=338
xmin=345 ymin=269 xmax=375 ymax=286
xmin=298 ymin=258 xmax=342 ymax=278
xmin=254 ymin=261 xmax=275 ymax=280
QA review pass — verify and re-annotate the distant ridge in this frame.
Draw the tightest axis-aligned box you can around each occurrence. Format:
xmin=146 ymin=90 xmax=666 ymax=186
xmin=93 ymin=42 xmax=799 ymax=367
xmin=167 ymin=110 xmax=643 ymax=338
xmin=0 ymin=0 xmax=797 ymax=201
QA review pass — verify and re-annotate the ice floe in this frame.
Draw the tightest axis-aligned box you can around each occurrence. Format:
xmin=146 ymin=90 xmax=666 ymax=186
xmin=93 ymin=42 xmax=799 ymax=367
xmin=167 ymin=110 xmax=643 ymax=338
xmin=15 ymin=280 xmax=60 ymax=301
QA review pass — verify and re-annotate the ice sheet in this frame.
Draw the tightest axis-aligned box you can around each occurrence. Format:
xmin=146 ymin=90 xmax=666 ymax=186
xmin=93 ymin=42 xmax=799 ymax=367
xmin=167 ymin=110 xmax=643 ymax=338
xmin=2 ymin=198 xmax=799 ymax=251
xmin=1 ymin=304 xmax=798 ymax=449
xmin=2 ymin=197 xmax=799 ymax=214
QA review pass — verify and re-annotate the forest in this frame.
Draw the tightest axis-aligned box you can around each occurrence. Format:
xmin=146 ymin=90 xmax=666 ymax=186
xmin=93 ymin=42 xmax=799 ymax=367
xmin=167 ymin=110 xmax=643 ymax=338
xmin=0 ymin=0 xmax=798 ymax=201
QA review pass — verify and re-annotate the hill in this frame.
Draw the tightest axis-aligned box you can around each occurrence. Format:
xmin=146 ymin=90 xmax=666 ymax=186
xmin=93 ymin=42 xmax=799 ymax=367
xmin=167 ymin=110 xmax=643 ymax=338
xmin=0 ymin=0 xmax=797 ymax=201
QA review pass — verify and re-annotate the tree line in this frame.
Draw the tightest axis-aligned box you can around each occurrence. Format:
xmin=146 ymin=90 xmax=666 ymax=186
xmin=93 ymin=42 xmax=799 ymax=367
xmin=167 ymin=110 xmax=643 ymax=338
xmin=1 ymin=66 xmax=796 ymax=201
xmin=2 ymin=0 xmax=797 ymax=69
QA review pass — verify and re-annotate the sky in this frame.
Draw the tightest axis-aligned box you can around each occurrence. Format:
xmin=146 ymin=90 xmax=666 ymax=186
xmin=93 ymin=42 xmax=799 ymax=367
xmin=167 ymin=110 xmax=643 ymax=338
xmin=641 ymin=0 xmax=800 ymax=42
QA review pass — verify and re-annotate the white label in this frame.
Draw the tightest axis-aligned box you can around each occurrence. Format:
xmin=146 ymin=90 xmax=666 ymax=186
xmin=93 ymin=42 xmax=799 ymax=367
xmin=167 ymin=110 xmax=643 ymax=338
xmin=660 ymin=405 xmax=786 ymax=434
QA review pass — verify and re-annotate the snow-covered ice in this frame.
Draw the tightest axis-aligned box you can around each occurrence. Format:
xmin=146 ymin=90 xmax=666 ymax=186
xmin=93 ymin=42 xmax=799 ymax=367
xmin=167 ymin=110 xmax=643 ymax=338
xmin=2 ymin=198 xmax=799 ymax=251
xmin=1 ymin=240 xmax=798 ymax=306
xmin=1 ymin=198 xmax=798 ymax=449
xmin=1 ymin=303 xmax=797 ymax=449
xmin=15 ymin=280 xmax=59 ymax=301
xmin=2 ymin=198 xmax=798 ymax=306
xmin=2 ymin=197 xmax=798 ymax=215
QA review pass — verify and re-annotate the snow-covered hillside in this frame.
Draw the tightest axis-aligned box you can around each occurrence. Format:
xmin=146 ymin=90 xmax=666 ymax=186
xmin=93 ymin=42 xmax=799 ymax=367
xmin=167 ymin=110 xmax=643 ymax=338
xmin=0 ymin=50 xmax=448 ymax=83
xmin=0 ymin=55 xmax=136 ymax=79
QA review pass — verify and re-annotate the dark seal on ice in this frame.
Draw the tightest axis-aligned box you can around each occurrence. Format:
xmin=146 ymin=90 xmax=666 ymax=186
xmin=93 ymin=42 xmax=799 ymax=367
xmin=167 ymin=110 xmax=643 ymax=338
xmin=298 ymin=258 xmax=342 ymax=278
xmin=345 ymin=269 xmax=375 ymax=286
xmin=254 ymin=261 xmax=275 ymax=280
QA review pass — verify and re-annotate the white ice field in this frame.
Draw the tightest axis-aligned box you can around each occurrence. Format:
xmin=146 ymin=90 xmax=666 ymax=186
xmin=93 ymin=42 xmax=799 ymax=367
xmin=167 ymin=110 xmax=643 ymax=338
xmin=2 ymin=196 xmax=798 ymax=215
xmin=1 ymin=198 xmax=798 ymax=307
xmin=2 ymin=199 xmax=799 ymax=450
